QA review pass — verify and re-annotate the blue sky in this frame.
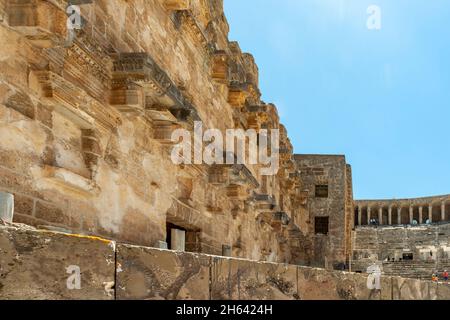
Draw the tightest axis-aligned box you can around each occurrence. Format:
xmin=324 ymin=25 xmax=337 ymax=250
xmin=224 ymin=0 xmax=450 ymax=200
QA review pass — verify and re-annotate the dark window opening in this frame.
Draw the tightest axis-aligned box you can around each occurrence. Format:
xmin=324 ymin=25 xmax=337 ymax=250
xmin=315 ymin=185 xmax=329 ymax=198
xmin=402 ymin=253 xmax=413 ymax=261
xmin=166 ymin=223 xmax=186 ymax=251
xmin=166 ymin=222 xmax=202 ymax=253
xmin=315 ymin=217 xmax=329 ymax=235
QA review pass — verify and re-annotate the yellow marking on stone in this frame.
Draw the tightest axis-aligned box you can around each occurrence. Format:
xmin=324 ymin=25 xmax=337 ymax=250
xmin=38 ymin=230 xmax=112 ymax=244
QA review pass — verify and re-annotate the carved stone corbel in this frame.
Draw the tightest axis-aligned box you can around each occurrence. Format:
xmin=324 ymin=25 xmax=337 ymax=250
xmin=163 ymin=0 xmax=190 ymax=11
xmin=112 ymin=53 xmax=200 ymax=123
xmin=33 ymin=70 xmax=121 ymax=132
xmin=211 ymin=50 xmax=228 ymax=83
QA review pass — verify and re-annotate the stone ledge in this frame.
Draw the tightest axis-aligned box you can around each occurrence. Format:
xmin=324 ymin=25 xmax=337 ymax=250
xmin=0 ymin=224 xmax=115 ymax=300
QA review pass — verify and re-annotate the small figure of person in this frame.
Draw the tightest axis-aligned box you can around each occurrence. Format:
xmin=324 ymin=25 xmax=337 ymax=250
xmin=432 ymin=273 xmax=438 ymax=282
xmin=443 ymin=270 xmax=449 ymax=281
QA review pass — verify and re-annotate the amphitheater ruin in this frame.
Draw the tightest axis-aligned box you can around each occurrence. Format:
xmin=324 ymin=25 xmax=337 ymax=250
xmin=0 ymin=0 xmax=448 ymax=300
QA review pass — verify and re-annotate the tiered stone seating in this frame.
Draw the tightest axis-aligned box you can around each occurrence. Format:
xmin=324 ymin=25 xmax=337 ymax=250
xmin=353 ymin=223 xmax=450 ymax=279
xmin=382 ymin=261 xmax=437 ymax=280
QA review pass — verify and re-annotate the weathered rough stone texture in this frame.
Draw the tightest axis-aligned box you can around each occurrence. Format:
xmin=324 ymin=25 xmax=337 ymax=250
xmin=116 ymin=244 xmax=210 ymax=300
xmin=437 ymin=282 xmax=450 ymax=300
xmin=0 ymin=225 xmax=115 ymax=300
xmin=297 ymin=267 xmax=390 ymax=300
xmin=211 ymin=256 xmax=299 ymax=300
xmin=1 ymin=224 xmax=449 ymax=300
xmin=392 ymin=277 xmax=438 ymax=300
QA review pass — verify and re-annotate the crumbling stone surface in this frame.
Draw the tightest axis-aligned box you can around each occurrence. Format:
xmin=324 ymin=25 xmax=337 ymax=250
xmin=0 ymin=225 xmax=449 ymax=300
xmin=210 ymin=257 xmax=298 ymax=300
xmin=296 ymin=267 xmax=390 ymax=300
xmin=392 ymin=277 xmax=438 ymax=300
xmin=116 ymin=244 xmax=210 ymax=300
xmin=0 ymin=225 xmax=115 ymax=300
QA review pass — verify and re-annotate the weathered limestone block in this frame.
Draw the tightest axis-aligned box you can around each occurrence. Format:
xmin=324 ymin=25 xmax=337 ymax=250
xmin=211 ymin=50 xmax=228 ymax=83
xmin=37 ymin=165 xmax=101 ymax=198
xmin=109 ymin=82 xmax=144 ymax=114
xmin=116 ymin=244 xmax=210 ymax=300
xmin=392 ymin=277 xmax=438 ymax=300
xmin=210 ymin=256 xmax=298 ymax=300
xmin=0 ymin=225 xmax=115 ymax=300
xmin=0 ymin=0 xmax=5 ymax=23
xmin=7 ymin=0 xmax=67 ymax=47
xmin=153 ymin=120 xmax=181 ymax=145
xmin=297 ymin=267 xmax=391 ymax=300
xmin=227 ymin=84 xmax=247 ymax=109
xmin=437 ymin=282 xmax=450 ymax=300
xmin=163 ymin=0 xmax=190 ymax=11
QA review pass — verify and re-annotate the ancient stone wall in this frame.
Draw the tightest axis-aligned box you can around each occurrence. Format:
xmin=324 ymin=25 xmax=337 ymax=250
xmin=293 ymin=155 xmax=353 ymax=269
xmin=1 ymin=224 xmax=449 ymax=300
xmin=352 ymin=223 xmax=450 ymax=279
xmin=0 ymin=0 xmax=302 ymax=263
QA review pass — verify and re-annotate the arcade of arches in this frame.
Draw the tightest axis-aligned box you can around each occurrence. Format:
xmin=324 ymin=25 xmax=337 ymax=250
xmin=354 ymin=196 xmax=450 ymax=227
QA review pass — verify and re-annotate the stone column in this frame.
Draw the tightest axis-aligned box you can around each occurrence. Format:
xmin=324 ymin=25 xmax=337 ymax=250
xmin=442 ymin=202 xmax=446 ymax=222
xmin=397 ymin=207 xmax=402 ymax=225
xmin=388 ymin=206 xmax=392 ymax=225
xmin=419 ymin=206 xmax=423 ymax=224
xmin=429 ymin=205 xmax=433 ymax=223
xmin=409 ymin=206 xmax=414 ymax=224
xmin=170 ymin=228 xmax=186 ymax=251
xmin=222 ymin=245 xmax=232 ymax=257
xmin=358 ymin=206 xmax=362 ymax=226
xmin=378 ymin=207 xmax=383 ymax=225
xmin=367 ymin=207 xmax=371 ymax=225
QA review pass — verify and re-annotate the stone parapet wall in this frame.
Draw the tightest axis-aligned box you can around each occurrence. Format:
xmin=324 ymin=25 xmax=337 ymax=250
xmin=0 ymin=224 xmax=115 ymax=299
xmin=1 ymin=224 xmax=449 ymax=300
